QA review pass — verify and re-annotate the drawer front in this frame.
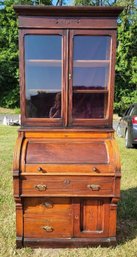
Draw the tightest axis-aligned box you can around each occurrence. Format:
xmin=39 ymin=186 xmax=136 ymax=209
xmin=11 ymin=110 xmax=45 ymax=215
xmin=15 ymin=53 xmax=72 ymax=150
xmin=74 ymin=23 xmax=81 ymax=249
xmin=21 ymin=175 xmax=114 ymax=197
xmin=23 ymin=197 xmax=73 ymax=238
xmin=24 ymin=163 xmax=114 ymax=174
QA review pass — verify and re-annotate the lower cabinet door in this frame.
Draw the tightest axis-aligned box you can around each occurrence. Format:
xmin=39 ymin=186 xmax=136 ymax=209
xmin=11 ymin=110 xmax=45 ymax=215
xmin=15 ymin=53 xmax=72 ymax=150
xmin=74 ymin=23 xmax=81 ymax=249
xmin=23 ymin=197 xmax=73 ymax=238
xmin=73 ymin=198 xmax=110 ymax=238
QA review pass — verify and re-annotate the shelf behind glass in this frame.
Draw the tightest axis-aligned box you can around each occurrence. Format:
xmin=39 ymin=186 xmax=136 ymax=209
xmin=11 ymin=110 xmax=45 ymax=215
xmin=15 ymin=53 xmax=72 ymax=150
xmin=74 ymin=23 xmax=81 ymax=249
xmin=26 ymin=59 xmax=109 ymax=68
xmin=28 ymin=89 xmax=61 ymax=92
xmin=73 ymin=89 xmax=108 ymax=93
xmin=73 ymin=60 xmax=110 ymax=67
xmin=26 ymin=59 xmax=62 ymax=67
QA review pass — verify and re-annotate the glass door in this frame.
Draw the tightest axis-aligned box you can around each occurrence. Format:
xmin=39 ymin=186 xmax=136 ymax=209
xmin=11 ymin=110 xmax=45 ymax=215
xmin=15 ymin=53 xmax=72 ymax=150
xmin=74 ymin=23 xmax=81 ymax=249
xmin=69 ymin=30 xmax=112 ymax=126
xmin=23 ymin=30 xmax=66 ymax=126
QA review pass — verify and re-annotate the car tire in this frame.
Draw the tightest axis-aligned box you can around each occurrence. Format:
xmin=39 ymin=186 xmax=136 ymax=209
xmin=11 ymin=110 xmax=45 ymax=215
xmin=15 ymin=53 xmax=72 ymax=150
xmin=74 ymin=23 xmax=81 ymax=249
xmin=125 ymin=129 xmax=133 ymax=148
xmin=116 ymin=124 xmax=122 ymax=137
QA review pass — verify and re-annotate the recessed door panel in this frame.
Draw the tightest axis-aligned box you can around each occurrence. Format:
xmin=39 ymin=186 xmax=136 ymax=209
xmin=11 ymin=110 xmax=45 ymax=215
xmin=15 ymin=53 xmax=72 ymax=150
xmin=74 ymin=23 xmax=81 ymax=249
xmin=74 ymin=198 xmax=110 ymax=237
xmin=81 ymin=199 xmax=103 ymax=232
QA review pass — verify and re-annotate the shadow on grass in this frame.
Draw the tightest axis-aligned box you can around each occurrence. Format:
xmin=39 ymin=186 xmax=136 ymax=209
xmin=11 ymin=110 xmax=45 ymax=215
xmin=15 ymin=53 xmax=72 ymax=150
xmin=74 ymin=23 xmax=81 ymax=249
xmin=117 ymin=187 xmax=137 ymax=244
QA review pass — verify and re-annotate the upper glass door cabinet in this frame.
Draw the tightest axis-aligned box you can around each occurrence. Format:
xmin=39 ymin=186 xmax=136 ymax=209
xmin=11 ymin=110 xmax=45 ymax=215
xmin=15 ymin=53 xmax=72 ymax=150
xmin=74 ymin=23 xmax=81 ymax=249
xmin=23 ymin=30 xmax=112 ymax=127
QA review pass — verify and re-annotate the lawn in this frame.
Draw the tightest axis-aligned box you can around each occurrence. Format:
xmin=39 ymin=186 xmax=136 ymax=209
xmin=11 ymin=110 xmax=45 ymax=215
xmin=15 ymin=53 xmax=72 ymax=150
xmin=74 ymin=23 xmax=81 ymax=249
xmin=0 ymin=107 xmax=20 ymax=114
xmin=0 ymin=125 xmax=137 ymax=257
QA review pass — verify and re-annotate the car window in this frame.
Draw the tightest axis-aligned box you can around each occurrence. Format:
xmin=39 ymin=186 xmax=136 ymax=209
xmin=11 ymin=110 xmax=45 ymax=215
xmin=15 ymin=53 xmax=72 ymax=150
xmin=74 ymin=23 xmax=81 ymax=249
xmin=124 ymin=106 xmax=132 ymax=116
xmin=130 ymin=106 xmax=137 ymax=116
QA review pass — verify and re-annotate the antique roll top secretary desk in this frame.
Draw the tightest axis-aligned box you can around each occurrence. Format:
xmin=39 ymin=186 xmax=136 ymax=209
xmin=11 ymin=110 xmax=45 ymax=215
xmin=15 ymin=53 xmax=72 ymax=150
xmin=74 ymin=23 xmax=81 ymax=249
xmin=13 ymin=6 xmax=123 ymax=248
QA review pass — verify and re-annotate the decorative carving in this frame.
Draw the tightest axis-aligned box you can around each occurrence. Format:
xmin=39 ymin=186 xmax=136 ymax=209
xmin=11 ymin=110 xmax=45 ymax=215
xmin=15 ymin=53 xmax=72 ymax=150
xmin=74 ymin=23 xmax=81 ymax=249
xmin=55 ymin=18 xmax=80 ymax=25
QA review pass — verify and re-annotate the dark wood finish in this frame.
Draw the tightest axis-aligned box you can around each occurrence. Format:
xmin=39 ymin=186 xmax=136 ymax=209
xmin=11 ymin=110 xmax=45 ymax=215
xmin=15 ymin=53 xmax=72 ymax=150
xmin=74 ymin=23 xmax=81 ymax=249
xmin=68 ymin=29 xmax=116 ymax=127
xmin=20 ymin=29 xmax=66 ymax=127
xmin=18 ymin=17 xmax=117 ymax=30
xmin=17 ymin=11 xmax=119 ymax=128
xmin=13 ymin=6 xmax=123 ymax=248
xmin=23 ymin=237 xmax=116 ymax=248
xmin=14 ymin=6 xmax=123 ymax=17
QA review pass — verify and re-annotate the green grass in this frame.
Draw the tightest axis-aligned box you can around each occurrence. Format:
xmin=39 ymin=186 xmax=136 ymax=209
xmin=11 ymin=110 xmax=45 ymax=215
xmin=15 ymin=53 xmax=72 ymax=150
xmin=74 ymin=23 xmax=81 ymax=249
xmin=0 ymin=107 xmax=20 ymax=114
xmin=0 ymin=125 xmax=137 ymax=257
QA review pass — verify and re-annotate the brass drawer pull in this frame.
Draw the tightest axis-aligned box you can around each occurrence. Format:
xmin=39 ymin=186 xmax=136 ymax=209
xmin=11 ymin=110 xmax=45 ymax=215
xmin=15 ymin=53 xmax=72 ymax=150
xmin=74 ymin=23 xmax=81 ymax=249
xmin=35 ymin=185 xmax=47 ymax=191
xmin=43 ymin=226 xmax=54 ymax=232
xmin=87 ymin=184 xmax=100 ymax=191
xmin=44 ymin=201 xmax=53 ymax=208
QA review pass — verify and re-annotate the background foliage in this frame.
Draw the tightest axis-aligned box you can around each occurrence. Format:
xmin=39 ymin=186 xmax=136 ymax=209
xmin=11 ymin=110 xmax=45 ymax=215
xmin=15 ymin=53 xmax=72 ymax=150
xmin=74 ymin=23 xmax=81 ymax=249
xmin=75 ymin=0 xmax=137 ymax=114
xmin=0 ymin=0 xmax=52 ymax=108
xmin=0 ymin=0 xmax=137 ymax=113
xmin=115 ymin=0 xmax=137 ymax=114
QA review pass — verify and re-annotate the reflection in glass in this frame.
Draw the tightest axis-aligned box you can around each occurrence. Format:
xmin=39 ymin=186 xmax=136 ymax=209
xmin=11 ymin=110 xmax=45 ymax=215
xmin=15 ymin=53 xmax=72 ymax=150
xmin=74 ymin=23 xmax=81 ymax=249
xmin=26 ymin=92 xmax=61 ymax=118
xmin=49 ymin=92 xmax=61 ymax=118
xmin=25 ymin=35 xmax=62 ymax=60
xmin=74 ymin=36 xmax=110 ymax=60
xmin=73 ymin=67 xmax=109 ymax=90
xmin=25 ymin=35 xmax=62 ymax=118
xmin=72 ymin=36 xmax=110 ymax=119
xmin=72 ymin=93 xmax=107 ymax=119
xmin=73 ymin=35 xmax=110 ymax=90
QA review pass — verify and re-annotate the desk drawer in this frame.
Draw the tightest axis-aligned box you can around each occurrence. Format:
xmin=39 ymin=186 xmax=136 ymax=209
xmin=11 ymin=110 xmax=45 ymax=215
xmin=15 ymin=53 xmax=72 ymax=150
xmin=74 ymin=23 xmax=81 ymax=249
xmin=21 ymin=175 xmax=114 ymax=197
xmin=24 ymin=163 xmax=114 ymax=174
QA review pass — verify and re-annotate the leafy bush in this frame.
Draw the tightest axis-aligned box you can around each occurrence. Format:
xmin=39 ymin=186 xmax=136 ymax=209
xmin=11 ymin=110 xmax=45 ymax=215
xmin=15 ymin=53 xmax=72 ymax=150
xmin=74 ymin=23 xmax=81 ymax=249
xmin=1 ymin=86 xmax=20 ymax=108
xmin=114 ymin=90 xmax=137 ymax=115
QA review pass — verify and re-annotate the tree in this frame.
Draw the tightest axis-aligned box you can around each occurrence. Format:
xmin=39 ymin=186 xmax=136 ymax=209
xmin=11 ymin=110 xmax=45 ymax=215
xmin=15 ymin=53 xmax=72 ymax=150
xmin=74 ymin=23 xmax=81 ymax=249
xmin=74 ymin=0 xmax=117 ymax=6
xmin=0 ymin=0 xmax=136 ymax=111
xmin=74 ymin=0 xmax=137 ymax=113
xmin=115 ymin=0 xmax=137 ymax=112
xmin=0 ymin=0 xmax=52 ymax=108
xmin=0 ymin=0 xmax=19 ymax=108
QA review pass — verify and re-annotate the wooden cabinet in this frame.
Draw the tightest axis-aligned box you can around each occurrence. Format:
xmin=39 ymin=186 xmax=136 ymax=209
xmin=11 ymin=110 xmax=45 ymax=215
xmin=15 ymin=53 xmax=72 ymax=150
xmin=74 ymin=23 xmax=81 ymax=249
xmin=13 ymin=6 xmax=123 ymax=248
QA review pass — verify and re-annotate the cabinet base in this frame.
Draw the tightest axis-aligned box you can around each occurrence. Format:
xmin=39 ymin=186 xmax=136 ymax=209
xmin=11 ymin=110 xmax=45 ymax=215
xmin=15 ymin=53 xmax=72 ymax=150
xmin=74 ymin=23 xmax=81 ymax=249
xmin=17 ymin=237 xmax=116 ymax=248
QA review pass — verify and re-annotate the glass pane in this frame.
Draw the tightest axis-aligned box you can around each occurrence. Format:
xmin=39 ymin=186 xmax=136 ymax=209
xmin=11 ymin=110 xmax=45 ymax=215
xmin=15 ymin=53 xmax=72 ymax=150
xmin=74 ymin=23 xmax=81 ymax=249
xmin=72 ymin=93 xmax=107 ymax=119
xmin=73 ymin=67 xmax=109 ymax=90
xmin=72 ymin=35 xmax=110 ymax=120
xmin=73 ymin=36 xmax=110 ymax=90
xmin=130 ymin=106 xmax=137 ymax=116
xmin=25 ymin=35 xmax=62 ymax=118
xmin=74 ymin=36 xmax=110 ymax=60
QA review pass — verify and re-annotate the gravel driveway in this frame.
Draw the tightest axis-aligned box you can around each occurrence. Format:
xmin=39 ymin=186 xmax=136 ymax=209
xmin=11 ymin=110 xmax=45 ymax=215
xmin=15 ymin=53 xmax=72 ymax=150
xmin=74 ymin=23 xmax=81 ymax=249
xmin=0 ymin=114 xmax=20 ymax=125
xmin=0 ymin=114 xmax=119 ymax=130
